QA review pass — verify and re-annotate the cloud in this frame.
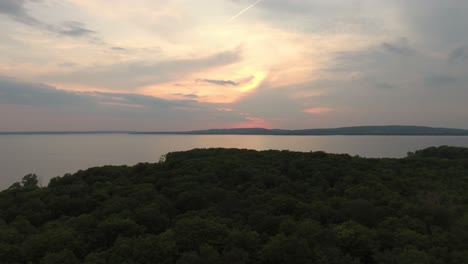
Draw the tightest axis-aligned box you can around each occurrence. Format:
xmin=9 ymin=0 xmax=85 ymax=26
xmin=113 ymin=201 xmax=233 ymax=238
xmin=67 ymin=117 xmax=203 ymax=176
xmin=238 ymin=0 xmax=331 ymax=15
xmin=174 ymin=93 xmax=199 ymax=99
xmin=0 ymin=0 xmax=97 ymax=38
xmin=449 ymin=46 xmax=468 ymax=63
xmin=425 ymin=74 xmax=459 ymax=87
xmin=0 ymin=77 xmax=258 ymax=130
xmin=228 ymin=0 xmax=386 ymax=35
xmin=0 ymin=0 xmax=43 ymax=26
xmin=58 ymin=62 xmax=78 ymax=68
xmin=0 ymin=77 xmax=93 ymax=107
xmin=291 ymin=33 xmax=468 ymax=127
xmin=303 ymin=107 xmax=334 ymax=114
xmin=57 ymin=21 xmax=96 ymax=37
xmin=393 ymin=0 xmax=468 ymax=47
xmin=111 ymin=46 xmax=127 ymax=51
xmin=228 ymin=0 xmax=264 ymax=22
xmin=0 ymin=77 xmax=191 ymax=110
xmin=216 ymin=108 xmax=234 ymax=112
xmin=198 ymin=79 xmax=238 ymax=86
xmin=375 ymin=83 xmax=398 ymax=90
xmin=381 ymin=38 xmax=414 ymax=56
xmin=233 ymin=116 xmax=271 ymax=128
xmin=3 ymin=0 xmax=468 ymax=130
xmin=229 ymin=80 xmax=334 ymax=128
xmin=44 ymin=48 xmax=242 ymax=89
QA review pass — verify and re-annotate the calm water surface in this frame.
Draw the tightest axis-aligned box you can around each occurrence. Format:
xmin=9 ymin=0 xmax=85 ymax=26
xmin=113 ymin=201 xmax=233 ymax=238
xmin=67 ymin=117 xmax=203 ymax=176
xmin=1 ymin=134 xmax=468 ymax=189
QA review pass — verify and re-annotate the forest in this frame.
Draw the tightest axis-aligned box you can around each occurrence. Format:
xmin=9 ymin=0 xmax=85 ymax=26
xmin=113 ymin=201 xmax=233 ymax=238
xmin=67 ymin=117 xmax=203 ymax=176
xmin=1 ymin=146 xmax=468 ymax=264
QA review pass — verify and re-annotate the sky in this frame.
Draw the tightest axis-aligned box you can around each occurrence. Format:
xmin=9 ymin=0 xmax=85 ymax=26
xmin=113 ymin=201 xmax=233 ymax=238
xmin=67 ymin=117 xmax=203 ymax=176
xmin=1 ymin=0 xmax=468 ymax=131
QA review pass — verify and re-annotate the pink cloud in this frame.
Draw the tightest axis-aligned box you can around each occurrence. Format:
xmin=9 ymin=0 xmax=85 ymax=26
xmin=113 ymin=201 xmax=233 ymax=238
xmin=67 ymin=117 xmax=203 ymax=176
xmin=303 ymin=107 xmax=334 ymax=114
xmin=216 ymin=108 xmax=234 ymax=112
xmin=233 ymin=116 xmax=271 ymax=128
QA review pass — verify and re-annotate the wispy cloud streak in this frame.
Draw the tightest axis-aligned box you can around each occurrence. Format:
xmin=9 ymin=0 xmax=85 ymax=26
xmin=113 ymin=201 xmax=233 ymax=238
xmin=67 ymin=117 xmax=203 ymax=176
xmin=228 ymin=0 xmax=264 ymax=22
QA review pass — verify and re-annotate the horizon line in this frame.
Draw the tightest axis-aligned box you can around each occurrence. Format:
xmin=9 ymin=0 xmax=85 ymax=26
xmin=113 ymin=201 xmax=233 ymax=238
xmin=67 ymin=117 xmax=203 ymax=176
xmin=1 ymin=125 xmax=468 ymax=135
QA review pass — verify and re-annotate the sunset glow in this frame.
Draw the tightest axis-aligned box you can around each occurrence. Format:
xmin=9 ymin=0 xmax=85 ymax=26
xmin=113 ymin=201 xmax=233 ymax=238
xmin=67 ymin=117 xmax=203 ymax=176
xmin=1 ymin=0 xmax=468 ymax=130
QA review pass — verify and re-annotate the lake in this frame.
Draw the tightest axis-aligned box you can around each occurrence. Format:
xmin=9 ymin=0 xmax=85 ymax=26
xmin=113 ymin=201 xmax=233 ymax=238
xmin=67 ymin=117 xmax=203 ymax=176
xmin=1 ymin=134 xmax=468 ymax=189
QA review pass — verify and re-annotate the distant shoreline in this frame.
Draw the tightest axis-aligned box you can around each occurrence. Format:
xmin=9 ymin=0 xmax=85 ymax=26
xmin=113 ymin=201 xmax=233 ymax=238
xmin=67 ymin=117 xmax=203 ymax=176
xmin=2 ymin=125 xmax=468 ymax=136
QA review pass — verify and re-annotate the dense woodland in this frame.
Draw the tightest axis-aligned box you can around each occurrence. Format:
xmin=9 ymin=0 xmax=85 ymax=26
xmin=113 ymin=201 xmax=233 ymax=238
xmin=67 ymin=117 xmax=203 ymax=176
xmin=1 ymin=146 xmax=468 ymax=264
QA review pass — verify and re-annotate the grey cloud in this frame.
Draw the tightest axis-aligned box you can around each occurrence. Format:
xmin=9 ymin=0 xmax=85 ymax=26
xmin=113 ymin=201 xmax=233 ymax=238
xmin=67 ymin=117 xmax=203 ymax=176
xmin=300 ymin=37 xmax=468 ymax=127
xmin=233 ymin=81 xmax=324 ymax=121
xmin=95 ymin=92 xmax=198 ymax=110
xmin=0 ymin=0 xmax=43 ymax=26
xmin=174 ymin=93 xmax=199 ymax=99
xmin=243 ymin=0 xmax=364 ymax=16
xmin=391 ymin=0 xmax=468 ymax=47
xmin=57 ymin=21 xmax=96 ymax=37
xmin=229 ymin=79 xmax=366 ymax=129
xmin=44 ymin=48 xmax=242 ymax=89
xmin=58 ymin=62 xmax=78 ymax=68
xmin=230 ymin=0 xmax=468 ymax=46
xmin=231 ymin=0 xmax=468 ymax=128
xmin=375 ymin=83 xmax=398 ymax=90
xmin=0 ymin=0 xmax=98 ymax=39
xmin=0 ymin=77 xmax=250 ymax=130
xmin=229 ymin=0 xmax=383 ymax=34
xmin=0 ymin=77 xmax=200 ymax=112
xmin=198 ymin=79 xmax=238 ymax=86
xmin=111 ymin=46 xmax=127 ymax=51
xmin=425 ymin=74 xmax=459 ymax=87
xmin=330 ymin=41 xmax=467 ymax=92
xmin=381 ymin=39 xmax=414 ymax=56
xmin=0 ymin=77 xmax=93 ymax=107
xmin=449 ymin=46 xmax=468 ymax=63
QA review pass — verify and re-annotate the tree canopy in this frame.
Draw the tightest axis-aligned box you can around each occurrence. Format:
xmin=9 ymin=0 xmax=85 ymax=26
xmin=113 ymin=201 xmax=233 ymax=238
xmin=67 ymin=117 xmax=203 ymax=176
xmin=1 ymin=146 xmax=468 ymax=263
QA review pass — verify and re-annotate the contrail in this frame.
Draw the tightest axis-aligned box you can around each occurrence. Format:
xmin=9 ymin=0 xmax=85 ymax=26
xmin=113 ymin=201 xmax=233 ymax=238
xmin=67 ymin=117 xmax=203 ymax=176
xmin=228 ymin=0 xmax=264 ymax=23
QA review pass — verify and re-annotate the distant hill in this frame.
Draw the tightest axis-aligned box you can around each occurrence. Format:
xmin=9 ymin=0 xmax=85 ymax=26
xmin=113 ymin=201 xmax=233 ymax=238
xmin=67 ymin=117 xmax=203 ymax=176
xmin=2 ymin=126 xmax=468 ymax=136
xmin=135 ymin=125 xmax=468 ymax=136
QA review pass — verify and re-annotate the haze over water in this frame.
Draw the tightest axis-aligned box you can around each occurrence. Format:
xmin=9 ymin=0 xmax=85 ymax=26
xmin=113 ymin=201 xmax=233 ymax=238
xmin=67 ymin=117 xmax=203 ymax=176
xmin=2 ymin=134 xmax=468 ymax=190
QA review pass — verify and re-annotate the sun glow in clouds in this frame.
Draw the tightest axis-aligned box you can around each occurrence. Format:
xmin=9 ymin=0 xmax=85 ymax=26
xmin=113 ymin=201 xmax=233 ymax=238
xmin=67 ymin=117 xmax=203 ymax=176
xmin=236 ymin=71 xmax=266 ymax=93
xmin=139 ymin=70 xmax=267 ymax=104
xmin=5 ymin=0 xmax=466 ymax=130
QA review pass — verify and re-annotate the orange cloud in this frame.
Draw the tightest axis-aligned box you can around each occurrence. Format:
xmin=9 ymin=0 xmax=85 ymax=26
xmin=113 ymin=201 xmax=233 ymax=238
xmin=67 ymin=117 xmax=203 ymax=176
xmin=139 ymin=70 xmax=266 ymax=104
xmin=47 ymin=82 xmax=131 ymax=94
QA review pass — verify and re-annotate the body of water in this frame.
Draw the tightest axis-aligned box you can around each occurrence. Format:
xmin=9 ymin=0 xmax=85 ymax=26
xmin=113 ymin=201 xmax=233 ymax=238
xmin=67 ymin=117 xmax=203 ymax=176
xmin=1 ymin=134 xmax=468 ymax=189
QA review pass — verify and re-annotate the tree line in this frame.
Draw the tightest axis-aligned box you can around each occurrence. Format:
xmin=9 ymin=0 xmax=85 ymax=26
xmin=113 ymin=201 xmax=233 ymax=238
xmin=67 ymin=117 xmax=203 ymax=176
xmin=1 ymin=146 xmax=468 ymax=263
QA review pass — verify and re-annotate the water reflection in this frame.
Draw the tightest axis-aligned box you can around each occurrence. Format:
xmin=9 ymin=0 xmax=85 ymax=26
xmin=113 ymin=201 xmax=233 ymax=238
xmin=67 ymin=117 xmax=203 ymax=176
xmin=1 ymin=134 xmax=468 ymax=189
